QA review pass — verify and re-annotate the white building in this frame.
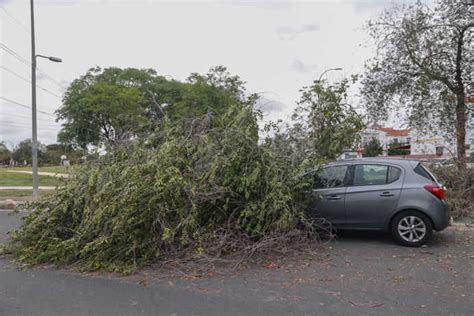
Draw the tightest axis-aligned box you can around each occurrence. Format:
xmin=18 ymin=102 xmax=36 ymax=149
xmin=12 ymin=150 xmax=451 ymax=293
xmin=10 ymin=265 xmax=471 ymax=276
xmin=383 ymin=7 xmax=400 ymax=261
xmin=358 ymin=120 xmax=473 ymax=160
xmin=360 ymin=127 xmax=411 ymax=156
xmin=410 ymin=115 xmax=473 ymax=158
xmin=409 ymin=132 xmax=456 ymax=157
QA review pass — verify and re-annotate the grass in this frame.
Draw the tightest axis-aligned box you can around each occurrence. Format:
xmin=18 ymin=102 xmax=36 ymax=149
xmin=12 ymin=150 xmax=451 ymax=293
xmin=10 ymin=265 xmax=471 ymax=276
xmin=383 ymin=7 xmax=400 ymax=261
xmin=0 ymin=190 xmax=54 ymax=201
xmin=0 ymin=190 xmax=33 ymax=198
xmin=0 ymin=190 xmax=54 ymax=197
xmin=0 ymin=169 xmax=63 ymax=187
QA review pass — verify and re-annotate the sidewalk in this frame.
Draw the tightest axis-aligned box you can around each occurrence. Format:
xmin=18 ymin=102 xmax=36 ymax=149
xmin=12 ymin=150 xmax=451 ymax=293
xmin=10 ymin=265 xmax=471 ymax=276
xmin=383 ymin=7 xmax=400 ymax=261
xmin=0 ymin=186 xmax=56 ymax=190
xmin=7 ymin=170 xmax=69 ymax=178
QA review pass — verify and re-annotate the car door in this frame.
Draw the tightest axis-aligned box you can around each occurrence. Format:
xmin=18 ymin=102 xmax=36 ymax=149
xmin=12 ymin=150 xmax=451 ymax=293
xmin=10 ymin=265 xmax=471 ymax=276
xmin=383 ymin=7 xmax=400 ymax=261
xmin=344 ymin=164 xmax=403 ymax=229
xmin=307 ymin=165 xmax=350 ymax=227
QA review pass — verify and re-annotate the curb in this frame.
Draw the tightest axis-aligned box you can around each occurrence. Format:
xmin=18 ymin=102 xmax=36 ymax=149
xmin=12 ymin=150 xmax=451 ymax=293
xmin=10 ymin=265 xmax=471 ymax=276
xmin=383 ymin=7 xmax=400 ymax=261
xmin=450 ymin=222 xmax=474 ymax=230
xmin=0 ymin=200 xmax=29 ymax=210
xmin=0 ymin=199 xmax=17 ymax=210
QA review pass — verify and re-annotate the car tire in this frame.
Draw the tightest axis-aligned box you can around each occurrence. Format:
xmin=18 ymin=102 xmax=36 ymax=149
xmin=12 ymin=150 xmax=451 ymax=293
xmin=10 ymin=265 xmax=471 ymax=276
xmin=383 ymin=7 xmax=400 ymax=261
xmin=391 ymin=211 xmax=433 ymax=247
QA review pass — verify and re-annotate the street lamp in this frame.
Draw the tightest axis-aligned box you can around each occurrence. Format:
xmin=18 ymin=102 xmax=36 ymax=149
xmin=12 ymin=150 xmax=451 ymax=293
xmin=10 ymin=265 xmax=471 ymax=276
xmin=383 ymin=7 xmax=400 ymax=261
xmin=318 ymin=67 xmax=342 ymax=81
xmin=36 ymin=54 xmax=62 ymax=63
xmin=31 ymin=0 xmax=62 ymax=198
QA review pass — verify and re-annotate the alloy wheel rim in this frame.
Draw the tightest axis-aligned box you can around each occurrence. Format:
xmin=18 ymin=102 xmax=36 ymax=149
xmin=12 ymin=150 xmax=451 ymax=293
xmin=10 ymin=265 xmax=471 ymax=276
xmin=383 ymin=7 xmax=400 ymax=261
xmin=397 ymin=216 xmax=426 ymax=243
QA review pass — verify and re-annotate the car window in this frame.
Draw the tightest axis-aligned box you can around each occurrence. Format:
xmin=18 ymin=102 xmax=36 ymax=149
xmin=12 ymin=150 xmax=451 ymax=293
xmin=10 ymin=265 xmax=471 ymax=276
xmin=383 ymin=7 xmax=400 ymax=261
xmin=314 ymin=165 xmax=348 ymax=189
xmin=414 ymin=163 xmax=436 ymax=182
xmin=387 ymin=166 xmax=401 ymax=183
xmin=353 ymin=164 xmax=388 ymax=186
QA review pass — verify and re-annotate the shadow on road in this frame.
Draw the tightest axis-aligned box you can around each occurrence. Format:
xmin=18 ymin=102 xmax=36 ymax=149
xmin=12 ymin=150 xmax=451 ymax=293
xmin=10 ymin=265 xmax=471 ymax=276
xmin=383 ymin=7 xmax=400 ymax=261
xmin=333 ymin=230 xmax=393 ymax=244
xmin=331 ymin=228 xmax=457 ymax=248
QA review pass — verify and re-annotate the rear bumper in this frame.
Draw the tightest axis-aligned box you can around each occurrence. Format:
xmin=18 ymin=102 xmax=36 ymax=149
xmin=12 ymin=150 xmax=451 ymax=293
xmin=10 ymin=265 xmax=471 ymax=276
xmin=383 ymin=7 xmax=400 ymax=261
xmin=432 ymin=200 xmax=450 ymax=231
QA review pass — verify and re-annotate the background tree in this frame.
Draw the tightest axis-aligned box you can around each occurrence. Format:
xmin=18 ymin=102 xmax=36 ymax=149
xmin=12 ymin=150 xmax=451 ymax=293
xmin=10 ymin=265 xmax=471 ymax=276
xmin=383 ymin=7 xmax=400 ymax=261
xmin=57 ymin=68 xmax=152 ymax=149
xmin=0 ymin=141 xmax=11 ymax=164
xmin=264 ymin=76 xmax=364 ymax=171
xmin=293 ymin=76 xmax=364 ymax=161
xmin=167 ymin=66 xmax=247 ymax=119
xmin=41 ymin=144 xmax=83 ymax=165
xmin=364 ymin=138 xmax=383 ymax=157
xmin=57 ymin=66 xmax=253 ymax=149
xmin=12 ymin=139 xmax=43 ymax=165
xmin=361 ymin=0 xmax=473 ymax=164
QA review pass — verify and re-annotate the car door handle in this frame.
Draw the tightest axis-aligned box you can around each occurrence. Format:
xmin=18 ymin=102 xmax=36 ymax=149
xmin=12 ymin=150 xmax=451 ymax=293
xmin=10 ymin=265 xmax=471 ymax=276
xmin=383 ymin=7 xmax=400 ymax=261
xmin=380 ymin=192 xmax=394 ymax=197
xmin=326 ymin=195 xmax=341 ymax=200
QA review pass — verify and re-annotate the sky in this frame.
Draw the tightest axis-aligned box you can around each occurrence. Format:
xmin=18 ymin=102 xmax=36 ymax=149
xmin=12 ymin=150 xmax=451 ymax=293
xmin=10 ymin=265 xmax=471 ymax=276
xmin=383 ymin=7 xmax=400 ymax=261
xmin=0 ymin=0 xmax=422 ymax=148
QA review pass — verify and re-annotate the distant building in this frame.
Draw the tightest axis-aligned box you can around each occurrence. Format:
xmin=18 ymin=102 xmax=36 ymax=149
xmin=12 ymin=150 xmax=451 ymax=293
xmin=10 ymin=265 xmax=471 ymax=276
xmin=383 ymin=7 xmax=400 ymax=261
xmin=408 ymin=115 xmax=473 ymax=159
xmin=355 ymin=119 xmax=473 ymax=161
xmin=359 ymin=127 xmax=411 ymax=157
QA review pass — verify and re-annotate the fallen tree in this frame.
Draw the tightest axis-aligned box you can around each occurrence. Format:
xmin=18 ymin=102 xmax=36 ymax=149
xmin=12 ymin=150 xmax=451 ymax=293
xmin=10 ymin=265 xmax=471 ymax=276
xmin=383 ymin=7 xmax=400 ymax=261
xmin=431 ymin=165 xmax=474 ymax=220
xmin=8 ymin=74 xmax=363 ymax=273
xmin=9 ymin=105 xmax=323 ymax=273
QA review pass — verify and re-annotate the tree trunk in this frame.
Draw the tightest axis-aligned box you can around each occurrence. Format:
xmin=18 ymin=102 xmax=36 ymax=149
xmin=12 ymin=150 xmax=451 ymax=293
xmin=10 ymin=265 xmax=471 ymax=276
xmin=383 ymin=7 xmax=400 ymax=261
xmin=453 ymin=23 xmax=473 ymax=167
xmin=455 ymin=94 xmax=466 ymax=166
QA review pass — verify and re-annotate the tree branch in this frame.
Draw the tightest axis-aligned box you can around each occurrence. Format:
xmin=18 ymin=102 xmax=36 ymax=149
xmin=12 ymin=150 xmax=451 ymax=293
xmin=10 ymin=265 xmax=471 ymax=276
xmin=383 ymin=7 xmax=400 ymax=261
xmin=403 ymin=40 xmax=456 ymax=92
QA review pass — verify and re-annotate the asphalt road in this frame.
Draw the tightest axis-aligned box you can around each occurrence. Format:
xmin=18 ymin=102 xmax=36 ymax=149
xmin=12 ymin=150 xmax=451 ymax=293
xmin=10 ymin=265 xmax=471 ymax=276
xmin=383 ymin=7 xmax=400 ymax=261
xmin=1 ymin=210 xmax=473 ymax=316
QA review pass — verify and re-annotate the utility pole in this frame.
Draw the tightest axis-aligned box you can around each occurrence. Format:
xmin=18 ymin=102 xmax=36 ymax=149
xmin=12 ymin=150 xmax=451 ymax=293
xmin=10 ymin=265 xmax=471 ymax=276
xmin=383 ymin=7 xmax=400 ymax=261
xmin=30 ymin=0 xmax=62 ymax=198
xmin=30 ymin=0 xmax=38 ymax=198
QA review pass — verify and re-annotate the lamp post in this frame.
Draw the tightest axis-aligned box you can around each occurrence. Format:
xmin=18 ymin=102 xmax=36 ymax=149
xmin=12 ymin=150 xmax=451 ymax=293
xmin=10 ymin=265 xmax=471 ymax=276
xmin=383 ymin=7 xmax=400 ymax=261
xmin=318 ymin=67 xmax=342 ymax=82
xmin=31 ymin=0 xmax=62 ymax=198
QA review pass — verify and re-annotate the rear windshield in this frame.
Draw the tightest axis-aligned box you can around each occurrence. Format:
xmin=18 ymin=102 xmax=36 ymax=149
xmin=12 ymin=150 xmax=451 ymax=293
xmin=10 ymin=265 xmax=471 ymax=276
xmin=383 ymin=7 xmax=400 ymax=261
xmin=414 ymin=163 xmax=436 ymax=182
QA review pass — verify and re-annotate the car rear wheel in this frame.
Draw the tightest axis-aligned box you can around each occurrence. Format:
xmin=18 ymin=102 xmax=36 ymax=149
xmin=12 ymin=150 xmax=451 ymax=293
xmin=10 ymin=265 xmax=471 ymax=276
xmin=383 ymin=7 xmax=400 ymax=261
xmin=391 ymin=211 xmax=433 ymax=247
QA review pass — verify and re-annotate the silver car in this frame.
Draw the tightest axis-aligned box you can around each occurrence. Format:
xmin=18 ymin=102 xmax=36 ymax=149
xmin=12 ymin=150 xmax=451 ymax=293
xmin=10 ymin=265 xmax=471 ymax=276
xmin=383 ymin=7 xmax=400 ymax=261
xmin=307 ymin=158 xmax=450 ymax=247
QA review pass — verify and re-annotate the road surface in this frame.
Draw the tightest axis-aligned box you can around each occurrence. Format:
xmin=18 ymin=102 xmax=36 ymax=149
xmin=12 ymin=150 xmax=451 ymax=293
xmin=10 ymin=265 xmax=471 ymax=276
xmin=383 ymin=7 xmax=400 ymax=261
xmin=1 ymin=210 xmax=472 ymax=315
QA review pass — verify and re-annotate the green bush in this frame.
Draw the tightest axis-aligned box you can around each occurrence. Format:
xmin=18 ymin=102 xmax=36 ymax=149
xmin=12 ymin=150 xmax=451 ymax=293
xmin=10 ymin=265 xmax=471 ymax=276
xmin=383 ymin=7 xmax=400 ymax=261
xmin=387 ymin=141 xmax=410 ymax=156
xmin=364 ymin=138 xmax=383 ymax=157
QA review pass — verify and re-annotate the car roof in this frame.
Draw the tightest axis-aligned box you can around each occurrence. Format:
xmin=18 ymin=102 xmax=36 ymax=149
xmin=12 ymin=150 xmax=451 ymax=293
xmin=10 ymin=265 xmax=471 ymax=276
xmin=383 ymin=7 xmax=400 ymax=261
xmin=327 ymin=157 xmax=419 ymax=167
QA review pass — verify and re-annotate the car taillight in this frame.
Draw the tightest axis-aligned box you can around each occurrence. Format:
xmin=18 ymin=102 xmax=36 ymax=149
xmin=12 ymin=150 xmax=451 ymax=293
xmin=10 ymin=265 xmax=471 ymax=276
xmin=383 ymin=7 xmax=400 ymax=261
xmin=424 ymin=184 xmax=446 ymax=200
